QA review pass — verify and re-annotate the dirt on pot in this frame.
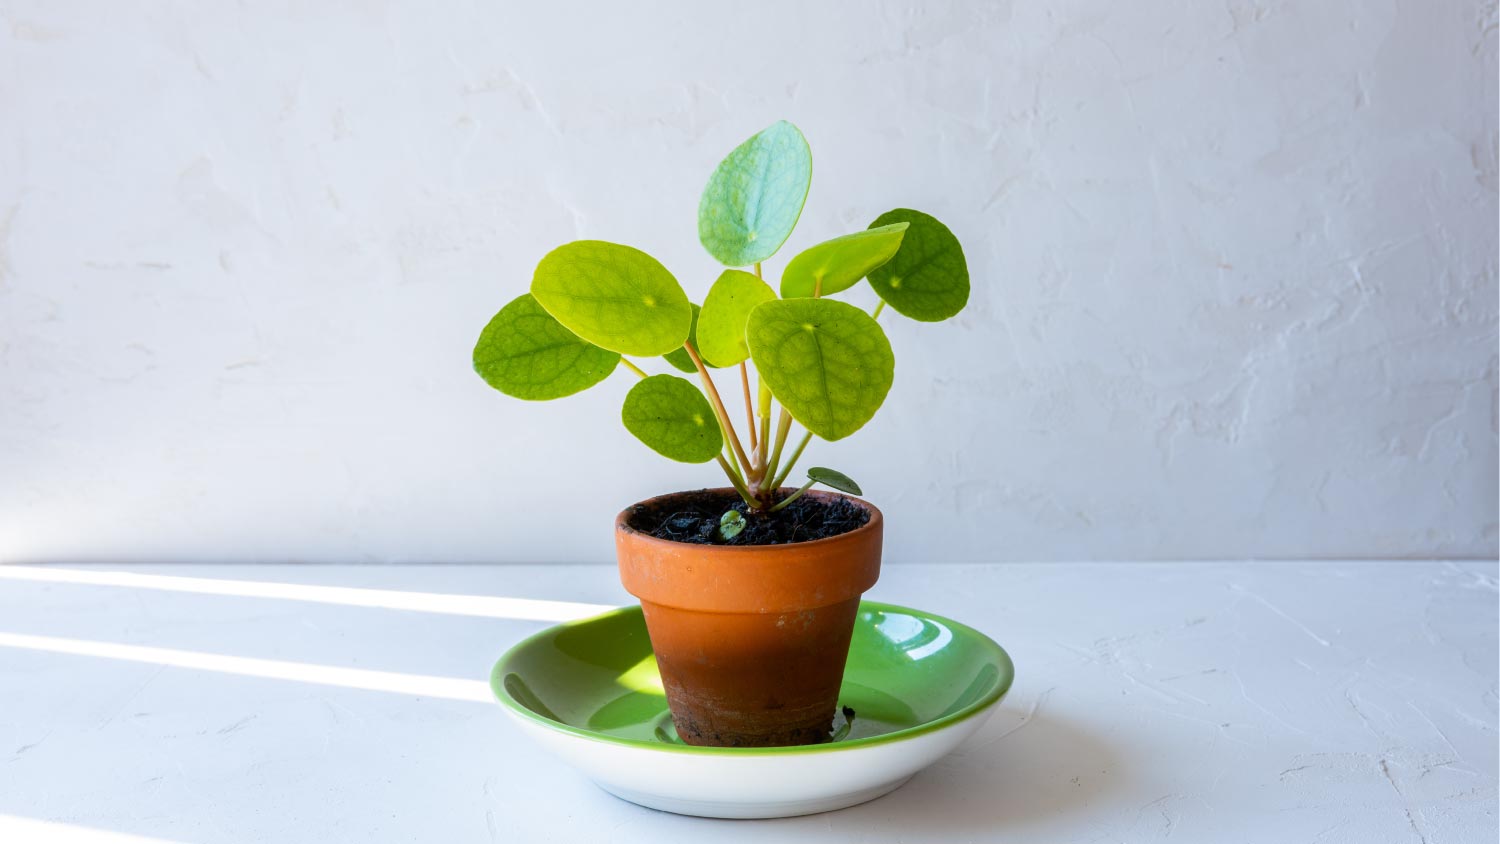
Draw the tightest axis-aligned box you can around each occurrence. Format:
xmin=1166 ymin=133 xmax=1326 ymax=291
xmin=625 ymin=488 xmax=870 ymax=546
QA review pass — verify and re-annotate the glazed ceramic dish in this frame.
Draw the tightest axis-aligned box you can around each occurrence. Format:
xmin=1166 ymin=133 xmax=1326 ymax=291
xmin=491 ymin=601 xmax=1015 ymax=819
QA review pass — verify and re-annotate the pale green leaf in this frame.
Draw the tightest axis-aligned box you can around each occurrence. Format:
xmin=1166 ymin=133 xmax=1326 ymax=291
xmin=747 ymin=298 xmax=895 ymax=441
xmin=698 ymin=121 xmax=812 ymax=267
xmin=807 ymin=466 xmax=862 ymax=495
xmin=866 ymin=209 xmax=970 ymax=322
xmin=531 ymin=240 xmax=692 ymax=356
xmin=696 ymin=269 xmax=777 ymax=367
xmin=621 ymin=374 xmax=723 ymax=463
xmin=718 ymin=510 xmax=746 ymax=540
xmin=779 ymin=223 xmax=909 ymax=299
xmin=472 ymin=293 xmax=619 ymax=400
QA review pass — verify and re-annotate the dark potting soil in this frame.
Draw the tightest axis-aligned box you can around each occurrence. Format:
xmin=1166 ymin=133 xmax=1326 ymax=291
xmin=626 ymin=489 xmax=870 ymax=546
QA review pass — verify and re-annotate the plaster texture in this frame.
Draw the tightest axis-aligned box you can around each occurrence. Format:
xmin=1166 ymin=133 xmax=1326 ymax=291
xmin=1 ymin=2 xmax=1495 ymax=562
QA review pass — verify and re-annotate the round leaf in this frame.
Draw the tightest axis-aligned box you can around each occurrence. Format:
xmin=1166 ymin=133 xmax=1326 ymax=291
xmin=473 ymin=293 xmax=620 ymax=400
xmin=779 ymin=223 xmax=909 ymax=299
xmin=866 ymin=209 xmax=970 ymax=322
xmin=696 ymin=269 xmax=777 ymax=367
xmin=663 ymin=304 xmax=725 ymax=373
xmin=747 ymin=298 xmax=895 ymax=442
xmin=698 ymin=121 xmax=812 ymax=267
xmin=621 ymin=374 xmax=723 ymax=463
xmin=807 ymin=466 xmax=862 ymax=496
xmin=531 ymin=240 xmax=692 ymax=356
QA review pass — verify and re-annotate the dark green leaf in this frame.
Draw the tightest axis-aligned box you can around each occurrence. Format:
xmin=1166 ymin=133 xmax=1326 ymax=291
xmin=621 ymin=374 xmax=723 ymax=463
xmin=807 ymin=466 xmax=861 ymax=495
xmin=747 ymin=298 xmax=895 ymax=441
xmin=866 ymin=209 xmax=969 ymax=322
xmin=473 ymin=293 xmax=619 ymax=400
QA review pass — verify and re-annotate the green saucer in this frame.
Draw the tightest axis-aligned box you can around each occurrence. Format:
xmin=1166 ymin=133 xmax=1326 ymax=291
xmin=492 ymin=601 xmax=1014 ymax=816
xmin=493 ymin=600 xmax=1014 ymax=754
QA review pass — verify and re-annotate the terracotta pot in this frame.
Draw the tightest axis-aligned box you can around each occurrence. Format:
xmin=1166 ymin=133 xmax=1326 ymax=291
xmin=616 ymin=489 xmax=883 ymax=748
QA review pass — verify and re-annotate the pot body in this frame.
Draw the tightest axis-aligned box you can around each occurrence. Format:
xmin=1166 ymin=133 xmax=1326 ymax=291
xmin=616 ymin=490 xmax=883 ymax=747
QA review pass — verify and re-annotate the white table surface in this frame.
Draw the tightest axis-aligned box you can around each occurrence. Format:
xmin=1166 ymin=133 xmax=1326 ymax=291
xmin=0 ymin=561 xmax=1494 ymax=843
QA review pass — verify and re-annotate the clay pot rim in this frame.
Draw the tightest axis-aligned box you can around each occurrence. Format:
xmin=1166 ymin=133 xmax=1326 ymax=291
xmin=615 ymin=487 xmax=883 ymax=554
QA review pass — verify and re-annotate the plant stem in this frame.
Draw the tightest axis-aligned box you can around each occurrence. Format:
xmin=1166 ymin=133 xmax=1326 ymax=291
xmin=738 ymin=362 xmax=757 ymax=453
xmin=620 ymin=358 xmax=648 ymax=379
xmin=749 ymin=255 xmax=775 ymax=494
xmin=757 ymin=378 xmax=773 ymax=427
xmin=770 ymin=429 xmax=812 ymax=490
xmin=717 ymin=454 xmax=756 ymax=507
xmin=872 ymin=300 xmax=886 ymax=320
xmin=764 ymin=410 xmax=793 ymax=488
xmin=757 ymin=388 xmax=772 ymax=470
xmin=767 ymin=478 xmax=816 ymax=513
xmin=685 ymin=342 xmax=751 ymax=476
xmin=720 ymin=445 xmax=744 ymax=482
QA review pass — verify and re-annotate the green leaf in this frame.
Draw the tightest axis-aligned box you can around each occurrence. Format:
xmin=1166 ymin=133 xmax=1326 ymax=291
xmin=779 ymin=223 xmax=909 ymax=299
xmin=696 ymin=269 xmax=777 ymax=367
xmin=621 ymin=374 xmax=723 ymax=463
xmin=747 ymin=298 xmax=895 ymax=441
xmin=473 ymin=293 xmax=619 ymax=400
xmin=698 ymin=121 xmax=812 ymax=267
xmin=866 ymin=209 xmax=970 ymax=322
xmin=807 ymin=466 xmax=862 ymax=495
xmin=663 ymin=304 xmax=724 ymax=373
xmin=718 ymin=510 xmax=746 ymax=540
xmin=531 ymin=240 xmax=692 ymax=356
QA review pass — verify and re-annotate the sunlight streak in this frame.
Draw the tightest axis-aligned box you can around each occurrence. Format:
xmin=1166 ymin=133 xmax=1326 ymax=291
xmin=615 ymin=653 xmax=665 ymax=695
xmin=0 ymin=815 xmax=186 ymax=844
xmin=0 ymin=632 xmax=493 ymax=703
xmin=0 ymin=566 xmax=617 ymax=622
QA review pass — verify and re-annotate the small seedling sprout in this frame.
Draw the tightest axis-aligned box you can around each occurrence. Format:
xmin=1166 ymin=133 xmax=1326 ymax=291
xmin=718 ymin=510 xmax=747 ymax=541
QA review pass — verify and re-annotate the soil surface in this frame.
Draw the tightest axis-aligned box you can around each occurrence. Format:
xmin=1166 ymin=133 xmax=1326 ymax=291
xmin=625 ymin=489 xmax=870 ymax=546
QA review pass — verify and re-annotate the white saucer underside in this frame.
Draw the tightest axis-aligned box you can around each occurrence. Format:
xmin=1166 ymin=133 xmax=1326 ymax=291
xmin=504 ymin=700 xmax=999 ymax=820
xmin=598 ymin=776 xmax=913 ymax=819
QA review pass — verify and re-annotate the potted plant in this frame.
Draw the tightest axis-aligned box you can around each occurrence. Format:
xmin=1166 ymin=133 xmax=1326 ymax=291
xmin=473 ymin=121 xmax=969 ymax=747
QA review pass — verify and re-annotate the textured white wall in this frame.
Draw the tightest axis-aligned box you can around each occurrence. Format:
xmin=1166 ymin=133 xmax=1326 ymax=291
xmin=0 ymin=1 xmax=1495 ymax=564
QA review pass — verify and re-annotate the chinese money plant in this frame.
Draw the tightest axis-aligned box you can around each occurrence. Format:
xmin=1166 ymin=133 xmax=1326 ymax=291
xmin=473 ymin=121 xmax=969 ymax=523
